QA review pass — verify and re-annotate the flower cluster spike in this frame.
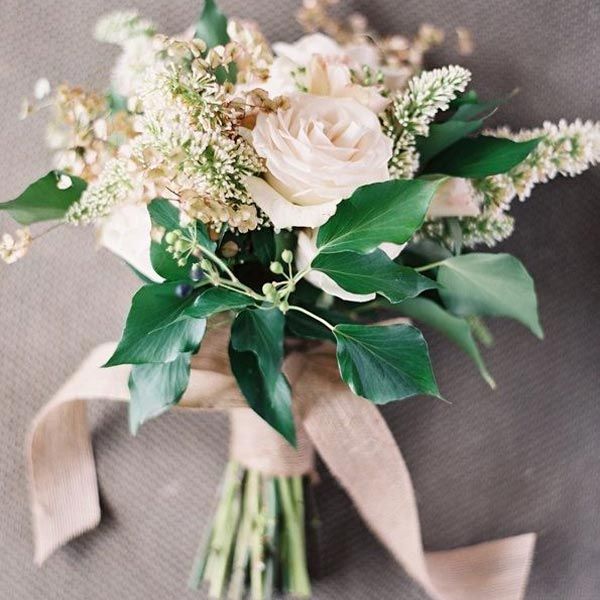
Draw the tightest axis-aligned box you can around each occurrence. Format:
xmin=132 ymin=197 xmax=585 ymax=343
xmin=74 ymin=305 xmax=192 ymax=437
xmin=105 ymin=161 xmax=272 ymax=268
xmin=382 ymin=65 xmax=472 ymax=178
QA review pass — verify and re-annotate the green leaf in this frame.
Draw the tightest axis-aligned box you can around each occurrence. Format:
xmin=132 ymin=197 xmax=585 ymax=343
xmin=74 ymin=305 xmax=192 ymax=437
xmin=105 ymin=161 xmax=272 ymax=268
xmin=150 ymin=241 xmax=191 ymax=281
xmin=334 ymin=323 xmax=440 ymax=404
xmin=423 ymin=136 xmax=542 ymax=178
xmin=184 ymin=286 xmax=254 ymax=319
xmin=437 ymin=253 xmax=543 ymax=338
xmin=107 ymin=89 xmax=128 ymax=113
xmin=229 ymin=309 xmax=295 ymax=445
xmin=105 ymin=282 xmax=206 ymax=366
xmin=397 ymin=298 xmax=495 ymax=388
xmin=128 ymin=353 xmax=191 ymax=434
xmin=0 ymin=171 xmax=87 ymax=225
xmin=148 ymin=198 xmax=214 ymax=251
xmin=251 ymin=228 xmax=276 ymax=266
xmin=450 ymin=96 xmax=507 ymax=122
xmin=317 ymin=179 xmax=442 ymax=254
xmin=312 ymin=250 xmax=437 ymax=303
xmin=195 ymin=0 xmax=230 ymax=48
xmin=416 ymin=120 xmax=482 ymax=165
xmin=285 ymin=306 xmax=350 ymax=342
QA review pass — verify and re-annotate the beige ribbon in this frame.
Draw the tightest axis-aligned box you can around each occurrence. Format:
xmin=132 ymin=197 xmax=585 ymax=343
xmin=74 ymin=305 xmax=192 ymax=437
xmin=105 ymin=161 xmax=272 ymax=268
xmin=27 ymin=329 xmax=536 ymax=599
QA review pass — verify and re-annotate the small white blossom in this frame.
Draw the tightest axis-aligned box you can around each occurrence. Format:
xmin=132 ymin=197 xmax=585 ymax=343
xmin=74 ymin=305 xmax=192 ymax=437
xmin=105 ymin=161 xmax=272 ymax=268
xmin=382 ymin=65 xmax=472 ymax=178
xmin=66 ymin=158 xmax=137 ymax=224
xmin=34 ymin=78 xmax=51 ymax=100
xmin=0 ymin=228 xmax=32 ymax=264
xmin=94 ymin=11 xmax=155 ymax=46
xmin=56 ymin=174 xmax=73 ymax=190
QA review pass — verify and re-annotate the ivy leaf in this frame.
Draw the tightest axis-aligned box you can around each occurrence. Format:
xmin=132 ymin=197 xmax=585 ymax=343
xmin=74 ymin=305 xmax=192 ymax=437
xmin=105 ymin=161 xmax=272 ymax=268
xmin=416 ymin=120 xmax=482 ymax=165
xmin=229 ymin=309 xmax=295 ymax=445
xmin=148 ymin=198 xmax=215 ymax=251
xmin=105 ymin=282 xmax=206 ymax=366
xmin=334 ymin=323 xmax=440 ymax=404
xmin=184 ymin=286 xmax=254 ymax=319
xmin=437 ymin=253 xmax=543 ymax=338
xmin=150 ymin=241 xmax=191 ymax=281
xmin=285 ymin=306 xmax=350 ymax=342
xmin=312 ymin=250 xmax=437 ymax=303
xmin=423 ymin=136 xmax=542 ymax=178
xmin=128 ymin=353 xmax=191 ymax=434
xmin=0 ymin=171 xmax=87 ymax=225
xmin=195 ymin=0 xmax=230 ymax=48
xmin=396 ymin=297 xmax=495 ymax=388
xmin=317 ymin=179 xmax=442 ymax=254
xmin=251 ymin=228 xmax=276 ymax=266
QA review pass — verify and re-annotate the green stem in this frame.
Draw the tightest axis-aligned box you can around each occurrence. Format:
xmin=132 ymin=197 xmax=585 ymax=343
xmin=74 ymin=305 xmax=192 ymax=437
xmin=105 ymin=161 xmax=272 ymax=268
xmin=277 ymin=477 xmax=311 ymax=598
xmin=201 ymin=246 xmax=241 ymax=284
xmin=206 ymin=462 xmax=242 ymax=598
xmin=288 ymin=305 xmax=335 ymax=332
xmin=248 ymin=471 xmax=264 ymax=600
xmin=228 ymin=472 xmax=253 ymax=600
xmin=415 ymin=259 xmax=448 ymax=272
xmin=262 ymin=478 xmax=278 ymax=600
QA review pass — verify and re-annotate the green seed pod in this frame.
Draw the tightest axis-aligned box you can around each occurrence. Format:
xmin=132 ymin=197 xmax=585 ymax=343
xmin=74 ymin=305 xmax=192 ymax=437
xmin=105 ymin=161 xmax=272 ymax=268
xmin=270 ymin=261 xmax=284 ymax=274
xmin=164 ymin=231 xmax=178 ymax=245
xmin=281 ymin=249 xmax=293 ymax=264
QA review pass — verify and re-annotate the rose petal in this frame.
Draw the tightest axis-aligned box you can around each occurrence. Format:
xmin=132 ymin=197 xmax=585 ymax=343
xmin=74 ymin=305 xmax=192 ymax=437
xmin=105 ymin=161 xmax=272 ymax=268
xmin=97 ymin=203 xmax=162 ymax=282
xmin=245 ymin=176 xmax=340 ymax=229
xmin=428 ymin=178 xmax=480 ymax=218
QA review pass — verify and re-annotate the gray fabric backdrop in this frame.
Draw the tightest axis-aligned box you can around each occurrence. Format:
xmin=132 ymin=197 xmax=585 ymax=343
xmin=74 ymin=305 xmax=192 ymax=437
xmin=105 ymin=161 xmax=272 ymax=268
xmin=1 ymin=1 xmax=599 ymax=598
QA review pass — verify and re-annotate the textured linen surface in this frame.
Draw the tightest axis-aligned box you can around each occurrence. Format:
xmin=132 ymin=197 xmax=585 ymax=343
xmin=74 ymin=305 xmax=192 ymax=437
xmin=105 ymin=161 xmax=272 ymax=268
xmin=0 ymin=1 xmax=599 ymax=599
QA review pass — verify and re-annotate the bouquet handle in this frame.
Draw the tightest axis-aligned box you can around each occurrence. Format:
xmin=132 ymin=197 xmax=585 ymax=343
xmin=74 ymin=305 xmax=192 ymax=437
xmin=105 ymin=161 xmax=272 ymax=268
xmin=27 ymin=338 xmax=536 ymax=600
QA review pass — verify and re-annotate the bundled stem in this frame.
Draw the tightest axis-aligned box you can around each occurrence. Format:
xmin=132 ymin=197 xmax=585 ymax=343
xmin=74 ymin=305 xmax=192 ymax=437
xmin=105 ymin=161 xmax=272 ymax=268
xmin=190 ymin=462 xmax=312 ymax=599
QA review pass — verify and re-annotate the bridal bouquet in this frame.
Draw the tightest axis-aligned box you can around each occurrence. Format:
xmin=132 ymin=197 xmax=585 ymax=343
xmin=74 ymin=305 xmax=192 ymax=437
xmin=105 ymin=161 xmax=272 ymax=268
xmin=4 ymin=1 xmax=599 ymax=599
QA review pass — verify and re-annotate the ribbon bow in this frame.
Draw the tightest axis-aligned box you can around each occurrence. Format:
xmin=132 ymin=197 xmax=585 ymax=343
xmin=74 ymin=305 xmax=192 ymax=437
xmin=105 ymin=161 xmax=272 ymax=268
xmin=28 ymin=327 xmax=535 ymax=599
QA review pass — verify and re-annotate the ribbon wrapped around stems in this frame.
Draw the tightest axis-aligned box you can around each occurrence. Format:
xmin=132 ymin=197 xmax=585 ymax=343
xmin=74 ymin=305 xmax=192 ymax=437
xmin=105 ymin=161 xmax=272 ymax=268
xmin=27 ymin=326 xmax=536 ymax=600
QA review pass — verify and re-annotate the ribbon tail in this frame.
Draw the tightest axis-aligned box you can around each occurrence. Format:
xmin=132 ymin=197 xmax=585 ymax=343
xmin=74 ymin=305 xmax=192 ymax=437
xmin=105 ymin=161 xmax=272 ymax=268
xmin=297 ymin=354 xmax=536 ymax=600
xmin=426 ymin=534 xmax=536 ymax=600
xmin=27 ymin=343 xmax=129 ymax=565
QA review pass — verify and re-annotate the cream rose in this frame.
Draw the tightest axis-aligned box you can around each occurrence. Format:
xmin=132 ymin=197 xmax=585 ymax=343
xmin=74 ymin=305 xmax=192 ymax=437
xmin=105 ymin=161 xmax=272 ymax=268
xmin=248 ymin=94 xmax=393 ymax=229
xmin=97 ymin=202 xmax=162 ymax=282
xmin=305 ymin=55 xmax=390 ymax=114
xmin=427 ymin=178 xmax=480 ymax=218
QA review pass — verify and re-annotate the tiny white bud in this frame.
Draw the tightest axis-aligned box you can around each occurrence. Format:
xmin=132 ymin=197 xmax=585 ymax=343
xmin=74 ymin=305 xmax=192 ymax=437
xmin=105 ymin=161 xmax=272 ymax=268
xmin=281 ymin=249 xmax=293 ymax=264
xmin=93 ymin=118 xmax=108 ymax=141
xmin=57 ymin=174 xmax=73 ymax=190
xmin=34 ymin=78 xmax=51 ymax=100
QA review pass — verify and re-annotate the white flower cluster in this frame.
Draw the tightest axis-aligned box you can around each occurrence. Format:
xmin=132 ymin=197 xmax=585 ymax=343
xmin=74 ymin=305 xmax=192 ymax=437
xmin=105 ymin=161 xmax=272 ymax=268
xmin=0 ymin=228 xmax=31 ymax=264
xmin=459 ymin=119 xmax=600 ymax=247
xmin=382 ymin=66 xmax=471 ymax=178
xmin=66 ymin=158 xmax=138 ymax=224
xmin=94 ymin=10 xmax=155 ymax=46
xmin=126 ymin=40 xmax=264 ymax=232
xmin=96 ymin=11 xmax=159 ymax=100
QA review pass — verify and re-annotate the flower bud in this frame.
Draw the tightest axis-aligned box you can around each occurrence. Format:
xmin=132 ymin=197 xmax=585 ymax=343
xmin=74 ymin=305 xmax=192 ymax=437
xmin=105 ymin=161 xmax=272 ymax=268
xmin=281 ymin=249 xmax=294 ymax=264
xmin=270 ymin=261 xmax=284 ymax=274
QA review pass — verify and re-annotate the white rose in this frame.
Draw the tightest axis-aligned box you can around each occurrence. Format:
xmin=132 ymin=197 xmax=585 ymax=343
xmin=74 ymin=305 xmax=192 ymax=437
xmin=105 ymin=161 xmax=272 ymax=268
xmin=306 ymin=55 xmax=390 ymax=114
xmin=427 ymin=178 xmax=480 ymax=218
xmin=97 ymin=202 xmax=162 ymax=282
xmin=296 ymin=230 xmax=405 ymax=303
xmin=272 ymin=33 xmax=345 ymax=65
xmin=249 ymin=93 xmax=393 ymax=229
